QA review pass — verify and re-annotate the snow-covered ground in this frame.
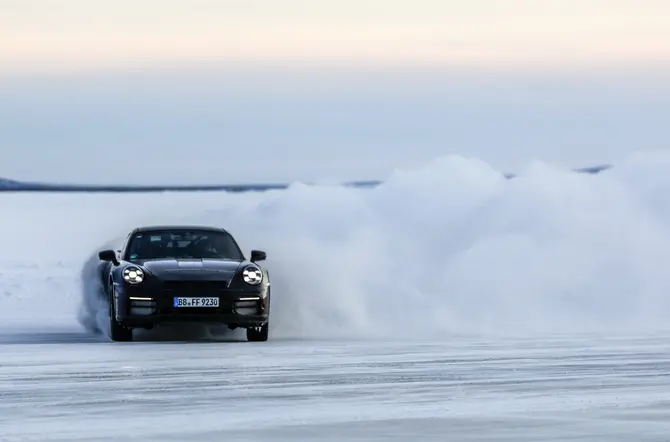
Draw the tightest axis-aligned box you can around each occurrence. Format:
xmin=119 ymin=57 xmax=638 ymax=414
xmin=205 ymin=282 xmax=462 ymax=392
xmin=2 ymin=331 xmax=670 ymax=441
xmin=3 ymin=153 xmax=670 ymax=440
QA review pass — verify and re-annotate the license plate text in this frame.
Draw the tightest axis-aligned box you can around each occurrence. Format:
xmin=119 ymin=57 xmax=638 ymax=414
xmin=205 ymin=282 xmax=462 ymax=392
xmin=173 ymin=297 xmax=219 ymax=308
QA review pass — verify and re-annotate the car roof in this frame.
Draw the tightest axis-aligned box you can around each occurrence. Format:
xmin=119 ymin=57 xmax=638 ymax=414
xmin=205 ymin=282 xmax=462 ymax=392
xmin=132 ymin=225 xmax=229 ymax=234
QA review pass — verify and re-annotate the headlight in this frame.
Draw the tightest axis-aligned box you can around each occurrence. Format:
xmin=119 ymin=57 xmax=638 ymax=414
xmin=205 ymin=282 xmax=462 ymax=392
xmin=123 ymin=266 xmax=144 ymax=284
xmin=242 ymin=266 xmax=263 ymax=285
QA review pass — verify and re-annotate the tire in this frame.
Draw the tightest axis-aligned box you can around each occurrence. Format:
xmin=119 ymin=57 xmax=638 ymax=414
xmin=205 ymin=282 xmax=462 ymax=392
xmin=109 ymin=286 xmax=133 ymax=342
xmin=246 ymin=323 xmax=269 ymax=342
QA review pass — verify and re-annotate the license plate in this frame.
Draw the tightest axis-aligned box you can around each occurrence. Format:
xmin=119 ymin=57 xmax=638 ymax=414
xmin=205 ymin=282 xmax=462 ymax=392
xmin=173 ymin=297 xmax=219 ymax=308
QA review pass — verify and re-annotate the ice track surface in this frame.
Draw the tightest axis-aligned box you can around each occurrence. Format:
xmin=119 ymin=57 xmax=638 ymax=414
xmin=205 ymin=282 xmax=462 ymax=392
xmin=2 ymin=331 xmax=670 ymax=441
xmin=3 ymin=153 xmax=670 ymax=440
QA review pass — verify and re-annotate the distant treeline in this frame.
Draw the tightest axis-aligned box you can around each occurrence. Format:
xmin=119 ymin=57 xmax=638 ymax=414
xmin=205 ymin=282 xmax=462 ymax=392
xmin=0 ymin=165 xmax=611 ymax=193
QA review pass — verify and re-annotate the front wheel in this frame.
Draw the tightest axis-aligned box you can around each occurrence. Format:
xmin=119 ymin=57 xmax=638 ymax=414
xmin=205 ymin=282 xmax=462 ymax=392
xmin=246 ymin=323 xmax=269 ymax=342
xmin=109 ymin=287 xmax=133 ymax=342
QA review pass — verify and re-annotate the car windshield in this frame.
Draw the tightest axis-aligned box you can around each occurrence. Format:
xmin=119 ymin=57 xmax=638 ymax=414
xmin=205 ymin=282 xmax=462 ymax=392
xmin=125 ymin=229 xmax=244 ymax=261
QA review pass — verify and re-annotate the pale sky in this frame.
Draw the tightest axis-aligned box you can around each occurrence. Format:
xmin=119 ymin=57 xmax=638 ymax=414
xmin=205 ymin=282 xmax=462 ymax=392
xmin=3 ymin=0 xmax=669 ymax=73
xmin=1 ymin=0 xmax=669 ymax=184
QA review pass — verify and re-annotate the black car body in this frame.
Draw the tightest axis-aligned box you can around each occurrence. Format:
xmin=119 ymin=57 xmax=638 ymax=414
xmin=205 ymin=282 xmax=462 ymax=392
xmin=96 ymin=225 xmax=270 ymax=342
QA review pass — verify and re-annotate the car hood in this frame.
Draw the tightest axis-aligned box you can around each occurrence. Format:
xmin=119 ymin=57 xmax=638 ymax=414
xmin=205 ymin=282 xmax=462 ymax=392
xmin=136 ymin=259 xmax=243 ymax=281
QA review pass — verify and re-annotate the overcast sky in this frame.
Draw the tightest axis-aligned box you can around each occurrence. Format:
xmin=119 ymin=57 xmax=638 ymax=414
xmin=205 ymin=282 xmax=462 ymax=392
xmin=1 ymin=0 xmax=669 ymax=184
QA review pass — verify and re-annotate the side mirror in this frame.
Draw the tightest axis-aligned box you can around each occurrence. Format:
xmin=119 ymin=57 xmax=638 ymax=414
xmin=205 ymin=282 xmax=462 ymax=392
xmin=98 ymin=249 xmax=120 ymax=265
xmin=250 ymin=250 xmax=266 ymax=262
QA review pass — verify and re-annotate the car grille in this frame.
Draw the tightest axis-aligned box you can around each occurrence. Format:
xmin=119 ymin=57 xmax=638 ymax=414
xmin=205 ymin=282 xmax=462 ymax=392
xmin=161 ymin=280 xmax=229 ymax=295
xmin=156 ymin=280 xmax=232 ymax=315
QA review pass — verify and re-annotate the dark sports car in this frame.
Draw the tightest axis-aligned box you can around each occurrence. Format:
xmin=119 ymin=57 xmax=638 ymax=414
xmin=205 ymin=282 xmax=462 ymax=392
xmin=96 ymin=225 xmax=271 ymax=342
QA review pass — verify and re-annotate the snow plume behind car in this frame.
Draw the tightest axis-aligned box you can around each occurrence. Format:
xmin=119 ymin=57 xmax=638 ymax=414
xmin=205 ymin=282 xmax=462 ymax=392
xmin=3 ymin=153 xmax=670 ymax=340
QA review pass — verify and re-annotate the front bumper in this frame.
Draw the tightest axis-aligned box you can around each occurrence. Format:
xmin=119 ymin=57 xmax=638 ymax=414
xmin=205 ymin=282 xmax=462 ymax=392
xmin=113 ymin=282 xmax=270 ymax=328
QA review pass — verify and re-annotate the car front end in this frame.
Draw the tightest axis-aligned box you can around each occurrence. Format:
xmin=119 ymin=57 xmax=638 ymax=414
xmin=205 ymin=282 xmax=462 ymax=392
xmin=111 ymin=261 xmax=270 ymax=330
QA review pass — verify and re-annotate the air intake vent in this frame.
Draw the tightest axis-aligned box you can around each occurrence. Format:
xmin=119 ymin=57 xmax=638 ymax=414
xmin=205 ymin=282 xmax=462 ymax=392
xmin=162 ymin=280 xmax=229 ymax=295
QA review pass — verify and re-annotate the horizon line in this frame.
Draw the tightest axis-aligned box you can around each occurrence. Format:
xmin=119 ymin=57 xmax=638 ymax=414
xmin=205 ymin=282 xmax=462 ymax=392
xmin=0 ymin=164 xmax=613 ymax=192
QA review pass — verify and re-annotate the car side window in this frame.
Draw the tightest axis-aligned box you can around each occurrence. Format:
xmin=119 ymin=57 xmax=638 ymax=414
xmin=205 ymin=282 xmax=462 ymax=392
xmin=121 ymin=233 xmax=134 ymax=260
